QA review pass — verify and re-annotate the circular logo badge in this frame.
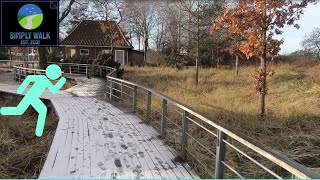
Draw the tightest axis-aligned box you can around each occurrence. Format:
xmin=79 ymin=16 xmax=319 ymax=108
xmin=17 ymin=4 xmax=43 ymax=30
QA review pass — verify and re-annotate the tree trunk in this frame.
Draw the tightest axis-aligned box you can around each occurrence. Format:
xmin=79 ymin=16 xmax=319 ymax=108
xmin=235 ymin=55 xmax=239 ymax=76
xmin=137 ymin=33 xmax=141 ymax=51
xmin=260 ymin=53 xmax=267 ymax=116
xmin=38 ymin=47 xmax=48 ymax=69
xmin=195 ymin=0 xmax=200 ymax=87
xmin=144 ymin=31 xmax=148 ymax=62
xmin=9 ymin=47 xmax=12 ymax=60
xmin=177 ymin=8 xmax=181 ymax=54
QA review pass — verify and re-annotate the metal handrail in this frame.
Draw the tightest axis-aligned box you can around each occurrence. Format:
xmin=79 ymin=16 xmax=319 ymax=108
xmin=9 ymin=63 xmax=320 ymax=178
xmin=105 ymin=75 xmax=320 ymax=179
xmin=13 ymin=63 xmax=117 ymax=82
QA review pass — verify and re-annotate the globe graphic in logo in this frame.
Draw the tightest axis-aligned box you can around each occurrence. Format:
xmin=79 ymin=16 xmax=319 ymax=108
xmin=17 ymin=4 xmax=43 ymax=30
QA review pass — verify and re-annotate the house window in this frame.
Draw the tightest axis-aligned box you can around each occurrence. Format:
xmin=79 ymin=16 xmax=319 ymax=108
xmin=115 ymin=50 xmax=124 ymax=65
xmin=102 ymin=49 xmax=112 ymax=54
xmin=80 ymin=49 xmax=89 ymax=55
xmin=70 ymin=48 xmax=76 ymax=57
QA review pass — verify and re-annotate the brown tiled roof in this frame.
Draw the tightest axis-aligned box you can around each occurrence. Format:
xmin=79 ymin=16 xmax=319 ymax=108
xmin=60 ymin=20 xmax=132 ymax=47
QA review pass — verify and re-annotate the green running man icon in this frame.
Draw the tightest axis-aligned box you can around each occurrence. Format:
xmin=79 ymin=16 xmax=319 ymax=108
xmin=0 ymin=64 xmax=66 ymax=137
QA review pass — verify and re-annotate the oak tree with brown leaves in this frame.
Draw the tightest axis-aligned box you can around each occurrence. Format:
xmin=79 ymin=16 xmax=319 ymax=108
xmin=210 ymin=0 xmax=315 ymax=116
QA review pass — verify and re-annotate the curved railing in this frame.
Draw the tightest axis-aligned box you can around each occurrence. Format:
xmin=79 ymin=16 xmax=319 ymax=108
xmin=105 ymin=75 xmax=320 ymax=179
xmin=10 ymin=62 xmax=320 ymax=178
xmin=13 ymin=62 xmax=116 ymax=81
xmin=0 ymin=60 xmax=39 ymax=68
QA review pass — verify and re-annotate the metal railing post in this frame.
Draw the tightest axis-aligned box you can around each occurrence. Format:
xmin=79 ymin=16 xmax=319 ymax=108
xmin=77 ymin=65 xmax=80 ymax=74
xmin=85 ymin=64 xmax=88 ymax=76
xmin=120 ymin=82 xmax=124 ymax=104
xmin=161 ymin=99 xmax=167 ymax=137
xmin=100 ymin=67 xmax=102 ymax=77
xmin=146 ymin=91 xmax=151 ymax=123
xmin=18 ymin=68 xmax=21 ymax=81
xmin=13 ymin=67 xmax=16 ymax=80
xmin=215 ymin=130 xmax=227 ymax=179
xmin=133 ymin=86 xmax=137 ymax=112
xmin=181 ymin=110 xmax=189 ymax=160
xmin=69 ymin=65 xmax=71 ymax=74
xmin=109 ymin=79 xmax=113 ymax=100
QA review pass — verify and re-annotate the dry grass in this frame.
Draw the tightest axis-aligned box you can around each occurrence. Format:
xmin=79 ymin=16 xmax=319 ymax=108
xmin=0 ymin=96 xmax=57 ymax=178
xmin=122 ymin=63 xmax=320 ymax=176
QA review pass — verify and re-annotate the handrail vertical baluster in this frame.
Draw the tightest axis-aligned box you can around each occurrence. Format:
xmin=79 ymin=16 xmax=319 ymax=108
xmin=120 ymin=82 xmax=124 ymax=105
xmin=19 ymin=68 xmax=21 ymax=81
xmin=181 ymin=110 xmax=189 ymax=160
xmin=133 ymin=86 xmax=137 ymax=112
xmin=109 ymin=79 xmax=113 ymax=100
xmin=146 ymin=91 xmax=151 ymax=123
xmin=161 ymin=99 xmax=167 ymax=137
xmin=85 ymin=64 xmax=88 ymax=76
xmin=215 ymin=130 xmax=227 ymax=179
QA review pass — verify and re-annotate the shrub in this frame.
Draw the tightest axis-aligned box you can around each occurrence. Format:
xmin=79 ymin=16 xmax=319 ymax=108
xmin=67 ymin=54 xmax=91 ymax=64
xmin=93 ymin=53 xmax=124 ymax=78
xmin=164 ymin=53 xmax=193 ymax=70
xmin=47 ymin=53 xmax=60 ymax=63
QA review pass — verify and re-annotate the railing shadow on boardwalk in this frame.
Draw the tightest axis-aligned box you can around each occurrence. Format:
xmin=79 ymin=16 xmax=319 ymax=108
xmin=10 ymin=61 xmax=320 ymax=179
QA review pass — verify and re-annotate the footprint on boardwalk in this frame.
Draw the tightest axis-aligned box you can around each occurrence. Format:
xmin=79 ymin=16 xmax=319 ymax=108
xmin=98 ymin=162 xmax=106 ymax=170
xmin=107 ymin=132 xmax=114 ymax=138
xmin=133 ymin=165 xmax=142 ymax=177
xmin=138 ymin=151 xmax=144 ymax=158
xmin=111 ymin=172 xmax=118 ymax=179
xmin=120 ymin=144 xmax=128 ymax=149
xmin=114 ymin=158 xmax=122 ymax=168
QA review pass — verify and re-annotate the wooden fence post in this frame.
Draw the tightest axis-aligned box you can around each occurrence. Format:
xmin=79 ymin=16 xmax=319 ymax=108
xmin=181 ymin=110 xmax=189 ymax=160
xmin=146 ymin=91 xmax=151 ymax=123
xmin=161 ymin=99 xmax=167 ymax=137
xmin=133 ymin=86 xmax=137 ymax=112
xmin=215 ymin=130 xmax=227 ymax=179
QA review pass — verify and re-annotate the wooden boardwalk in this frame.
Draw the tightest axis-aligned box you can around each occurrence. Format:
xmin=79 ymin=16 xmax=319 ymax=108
xmin=0 ymin=74 xmax=199 ymax=179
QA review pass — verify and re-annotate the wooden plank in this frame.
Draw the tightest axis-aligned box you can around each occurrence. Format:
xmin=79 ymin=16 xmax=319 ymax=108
xmin=130 ymin=115 xmax=199 ymax=178
xmin=115 ymin=114 xmax=176 ymax=178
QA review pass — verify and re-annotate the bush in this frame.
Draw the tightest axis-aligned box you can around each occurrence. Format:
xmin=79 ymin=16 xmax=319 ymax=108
xmin=47 ymin=53 xmax=60 ymax=63
xmin=67 ymin=54 xmax=92 ymax=64
xmin=164 ymin=53 xmax=193 ymax=70
xmin=93 ymin=53 xmax=124 ymax=78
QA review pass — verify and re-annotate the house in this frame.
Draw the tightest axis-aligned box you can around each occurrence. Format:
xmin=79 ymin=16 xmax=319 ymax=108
xmin=9 ymin=47 xmax=39 ymax=61
xmin=60 ymin=20 xmax=144 ymax=66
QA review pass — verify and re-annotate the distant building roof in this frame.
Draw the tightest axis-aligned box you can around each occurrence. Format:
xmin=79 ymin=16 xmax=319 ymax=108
xmin=60 ymin=20 xmax=132 ymax=48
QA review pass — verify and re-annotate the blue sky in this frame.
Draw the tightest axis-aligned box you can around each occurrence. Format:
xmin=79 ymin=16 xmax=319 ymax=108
xmin=276 ymin=2 xmax=320 ymax=55
xmin=18 ymin=4 xmax=42 ymax=16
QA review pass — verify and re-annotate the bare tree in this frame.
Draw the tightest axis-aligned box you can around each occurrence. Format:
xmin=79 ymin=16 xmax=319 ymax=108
xmin=38 ymin=0 xmax=75 ymax=69
xmin=123 ymin=0 xmax=155 ymax=62
xmin=301 ymin=27 xmax=320 ymax=58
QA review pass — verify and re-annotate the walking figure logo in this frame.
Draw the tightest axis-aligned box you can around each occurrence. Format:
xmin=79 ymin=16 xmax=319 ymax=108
xmin=0 ymin=65 xmax=66 ymax=137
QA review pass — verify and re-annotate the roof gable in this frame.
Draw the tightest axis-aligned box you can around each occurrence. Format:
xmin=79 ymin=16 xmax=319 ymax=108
xmin=60 ymin=20 xmax=132 ymax=47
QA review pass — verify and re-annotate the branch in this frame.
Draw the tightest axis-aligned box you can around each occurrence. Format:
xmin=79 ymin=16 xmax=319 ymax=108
xmin=59 ymin=0 xmax=76 ymax=24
